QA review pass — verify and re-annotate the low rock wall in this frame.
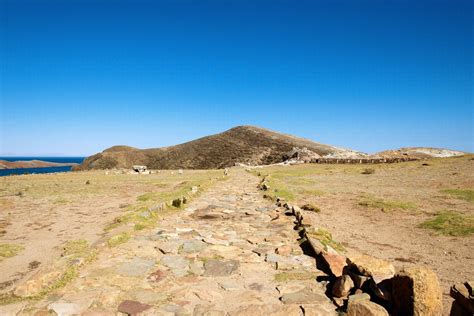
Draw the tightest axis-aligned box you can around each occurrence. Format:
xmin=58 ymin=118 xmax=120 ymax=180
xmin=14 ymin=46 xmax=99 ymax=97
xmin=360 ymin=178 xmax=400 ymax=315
xmin=310 ymin=157 xmax=419 ymax=164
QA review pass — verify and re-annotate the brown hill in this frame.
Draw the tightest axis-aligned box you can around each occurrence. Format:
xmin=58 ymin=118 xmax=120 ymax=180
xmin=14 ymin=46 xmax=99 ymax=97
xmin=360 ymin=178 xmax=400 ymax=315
xmin=75 ymin=126 xmax=359 ymax=170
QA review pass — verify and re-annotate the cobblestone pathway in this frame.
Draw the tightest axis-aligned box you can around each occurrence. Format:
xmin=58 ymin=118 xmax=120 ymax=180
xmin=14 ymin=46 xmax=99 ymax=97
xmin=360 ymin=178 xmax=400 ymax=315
xmin=5 ymin=169 xmax=335 ymax=315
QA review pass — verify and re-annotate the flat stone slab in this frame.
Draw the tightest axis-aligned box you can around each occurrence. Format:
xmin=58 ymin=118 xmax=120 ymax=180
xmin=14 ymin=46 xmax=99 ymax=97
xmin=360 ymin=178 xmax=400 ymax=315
xmin=117 ymin=300 xmax=152 ymax=315
xmin=116 ymin=258 xmax=155 ymax=277
xmin=180 ymin=239 xmax=207 ymax=253
xmin=160 ymin=254 xmax=187 ymax=267
xmin=280 ymin=288 xmax=327 ymax=304
xmin=203 ymin=259 xmax=240 ymax=276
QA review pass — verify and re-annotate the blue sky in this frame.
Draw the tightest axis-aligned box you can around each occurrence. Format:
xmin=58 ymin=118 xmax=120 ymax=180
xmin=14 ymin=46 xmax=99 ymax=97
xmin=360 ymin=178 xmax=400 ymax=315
xmin=1 ymin=0 xmax=472 ymax=156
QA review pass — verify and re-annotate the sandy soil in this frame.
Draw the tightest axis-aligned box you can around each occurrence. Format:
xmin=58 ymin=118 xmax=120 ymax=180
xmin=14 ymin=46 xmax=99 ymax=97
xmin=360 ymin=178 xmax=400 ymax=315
xmin=262 ymin=156 xmax=473 ymax=314
xmin=0 ymin=169 xmax=219 ymax=294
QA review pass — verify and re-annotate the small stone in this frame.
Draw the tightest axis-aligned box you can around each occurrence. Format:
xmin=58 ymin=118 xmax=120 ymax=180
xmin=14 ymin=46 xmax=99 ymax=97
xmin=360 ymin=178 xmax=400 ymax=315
xmin=117 ymin=300 xmax=152 ymax=315
xmin=332 ymin=275 xmax=354 ymax=298
xmin=321 ymin=252 xmax=346 ymax=277
xmin=347 ymin=300 xmax=389 ymax=316
xmin=392 ymin=266 xmax=443 ymax=316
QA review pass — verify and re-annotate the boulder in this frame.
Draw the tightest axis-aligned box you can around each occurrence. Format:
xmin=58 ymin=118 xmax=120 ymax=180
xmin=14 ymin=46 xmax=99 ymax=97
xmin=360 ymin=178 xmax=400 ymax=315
xmin=392 ymin=266 xmax=443 ymax=316
xmin=347 ymin=300 xmax=389 ymax=316
xmin=332 ymin=275 xmax=354 ymax=298
xmin=346 ymin=254 xmax=395 ymax=283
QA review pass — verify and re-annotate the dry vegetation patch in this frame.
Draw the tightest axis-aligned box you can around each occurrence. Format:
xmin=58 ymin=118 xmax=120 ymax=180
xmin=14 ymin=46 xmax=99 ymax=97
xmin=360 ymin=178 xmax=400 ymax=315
xmin=420 ymin=211 xmax=474 ymax=236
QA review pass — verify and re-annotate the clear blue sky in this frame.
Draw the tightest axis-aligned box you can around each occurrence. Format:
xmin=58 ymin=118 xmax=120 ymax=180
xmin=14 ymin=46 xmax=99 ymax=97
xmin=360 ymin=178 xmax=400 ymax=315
xmin=1 ymin=0 xmax=472 ymax=156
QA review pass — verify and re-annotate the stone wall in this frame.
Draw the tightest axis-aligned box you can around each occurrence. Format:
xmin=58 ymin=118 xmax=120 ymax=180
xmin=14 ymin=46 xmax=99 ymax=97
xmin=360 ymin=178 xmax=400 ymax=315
xmin=271 ymin=196 xmax=444 ymax=315
xmin=310 ymin=157 xmax=419 ymax=164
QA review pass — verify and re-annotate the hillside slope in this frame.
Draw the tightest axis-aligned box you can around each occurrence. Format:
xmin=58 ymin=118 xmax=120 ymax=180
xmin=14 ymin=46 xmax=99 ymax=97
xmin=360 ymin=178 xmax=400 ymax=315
xmin=76 ymin=126 xmax=359 ymax=170
xmin=375 ymin=147 xmax=465 ymax=159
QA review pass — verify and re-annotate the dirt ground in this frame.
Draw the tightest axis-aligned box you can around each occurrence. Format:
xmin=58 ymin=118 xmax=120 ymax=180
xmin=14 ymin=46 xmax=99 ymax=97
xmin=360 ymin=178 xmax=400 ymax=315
xmin=0 ymin=169 xmax=221 ymax=295
xmin=260 ymin=155 xmax=473 ymax=314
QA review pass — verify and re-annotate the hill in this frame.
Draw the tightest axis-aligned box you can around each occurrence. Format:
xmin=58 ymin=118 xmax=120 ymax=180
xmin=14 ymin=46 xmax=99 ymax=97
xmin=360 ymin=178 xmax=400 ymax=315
xmin=374 ymin=147 xmax=465 ymax=159
xmin=75 ymin=126 xmax=361 ymax=170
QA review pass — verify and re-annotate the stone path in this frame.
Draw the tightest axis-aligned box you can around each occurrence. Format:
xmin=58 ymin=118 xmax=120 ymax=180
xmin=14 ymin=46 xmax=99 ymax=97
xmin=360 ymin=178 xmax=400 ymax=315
xmin=5 ymin=169 xmax=335 ymax=315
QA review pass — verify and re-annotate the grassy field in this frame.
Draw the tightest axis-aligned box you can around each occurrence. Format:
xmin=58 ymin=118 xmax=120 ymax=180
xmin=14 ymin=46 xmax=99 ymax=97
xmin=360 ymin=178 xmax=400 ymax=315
xmin=0 ymin=169 xmax=223 ymax=296
xmin=253 ymin=155 xmax=473 ymax=311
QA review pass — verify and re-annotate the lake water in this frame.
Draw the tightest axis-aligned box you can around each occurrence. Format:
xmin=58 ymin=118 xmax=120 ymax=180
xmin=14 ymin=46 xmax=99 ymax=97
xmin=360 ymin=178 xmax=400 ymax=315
xmin=0 ymin=157 xmax=85 ymax=177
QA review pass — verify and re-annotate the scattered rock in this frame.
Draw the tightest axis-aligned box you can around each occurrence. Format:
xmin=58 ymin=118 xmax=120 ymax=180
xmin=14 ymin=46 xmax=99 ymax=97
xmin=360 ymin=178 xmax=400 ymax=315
xmin=347 ymin=254 xmax=395 ymax=283
xmin=332 ymin=275 xmax=354 ymax=298
xmin=117 ymin=300 xmax=152 ymax=316
xmin=347 ymin=300 xmax=389 ymax=316
xmin=392 ymin=266 xmax=443 ymax=316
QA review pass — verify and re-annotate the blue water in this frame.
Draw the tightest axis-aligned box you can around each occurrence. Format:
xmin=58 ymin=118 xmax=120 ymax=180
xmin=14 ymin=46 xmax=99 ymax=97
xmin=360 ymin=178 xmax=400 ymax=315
xmin=0 ymin=157 xmax=85 ymax=177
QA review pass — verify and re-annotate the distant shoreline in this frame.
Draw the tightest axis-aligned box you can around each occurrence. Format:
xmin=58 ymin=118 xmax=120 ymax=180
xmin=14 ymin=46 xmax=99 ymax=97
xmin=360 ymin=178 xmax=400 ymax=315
xmin=0 ymin=159 xmax=79 ymax=170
